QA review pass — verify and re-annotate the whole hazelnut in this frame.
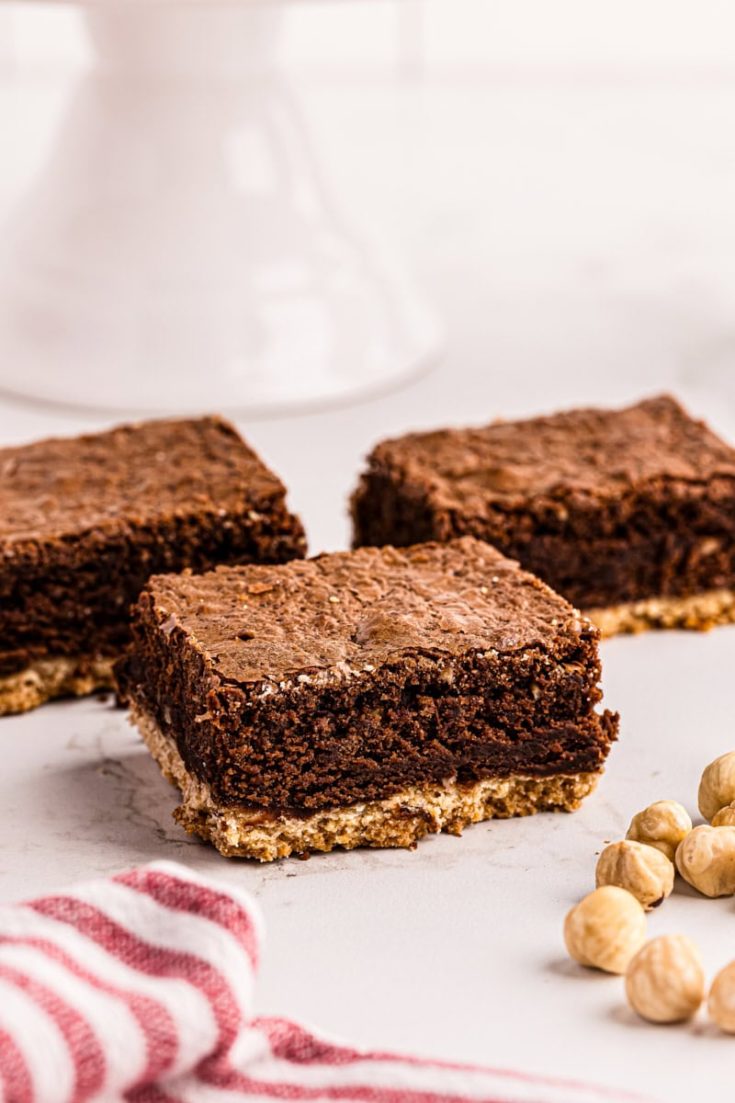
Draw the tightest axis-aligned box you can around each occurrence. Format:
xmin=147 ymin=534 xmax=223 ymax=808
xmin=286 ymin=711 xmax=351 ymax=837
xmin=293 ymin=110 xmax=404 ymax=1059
xmin=675 ymin=824 xmax=735 ymax=897
xmin=698 ymin=752 xmax=735 ymax=821
xmin=709 ymin=961 xmax=735 ymax=1033
xmin=626 ymin=800 xmax=692 ymax=862
xmin=564 ymin=886 xmax=646 ymax=974
xmin=596 ymin=840 xmax=674 ymax=910
xmin=625 ymin=935 xmax=705 ymax=1024
xmin=712 ymin=802 xmax=735 ymax=828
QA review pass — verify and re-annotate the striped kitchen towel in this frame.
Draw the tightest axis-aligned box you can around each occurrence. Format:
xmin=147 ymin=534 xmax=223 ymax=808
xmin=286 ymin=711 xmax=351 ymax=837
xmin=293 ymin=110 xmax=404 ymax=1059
xmin=0 ymin=861 xmax=645 ymax=1103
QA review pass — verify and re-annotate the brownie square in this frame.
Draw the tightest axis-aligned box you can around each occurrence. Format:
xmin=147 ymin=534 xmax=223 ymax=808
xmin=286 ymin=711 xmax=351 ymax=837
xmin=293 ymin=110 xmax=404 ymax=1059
xmin=117 ymin=537 xmax=617 ymax=860
xmin=0 ymin=416 xmax=305 ymax=714
xmin=351 ymin=395 xmax=735 ymax=636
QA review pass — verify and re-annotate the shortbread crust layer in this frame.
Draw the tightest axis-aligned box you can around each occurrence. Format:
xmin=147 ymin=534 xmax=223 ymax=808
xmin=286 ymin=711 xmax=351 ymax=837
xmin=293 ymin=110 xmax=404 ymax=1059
xmin=0 ymin=656 xmax=116 ymax=717
xmin=133 ymin=703 xmax=601 ymax=861
xmin=586 ymin=587 xmax=735 ymax=638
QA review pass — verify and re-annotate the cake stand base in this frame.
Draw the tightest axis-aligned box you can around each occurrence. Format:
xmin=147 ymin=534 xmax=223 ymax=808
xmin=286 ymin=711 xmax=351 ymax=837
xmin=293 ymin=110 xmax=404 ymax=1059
xmin=0 ymin=2 xmax=440 ymax=415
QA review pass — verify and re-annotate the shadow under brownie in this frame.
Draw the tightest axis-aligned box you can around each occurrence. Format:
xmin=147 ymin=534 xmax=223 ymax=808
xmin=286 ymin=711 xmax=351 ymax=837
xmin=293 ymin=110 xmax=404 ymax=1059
xmin=351 ymin=395 xmax=735 ymax=636
xmin=0 ymin=416 xmax=306 ymax=715
xmin=116 ymin=537 xmax=618 ymax=860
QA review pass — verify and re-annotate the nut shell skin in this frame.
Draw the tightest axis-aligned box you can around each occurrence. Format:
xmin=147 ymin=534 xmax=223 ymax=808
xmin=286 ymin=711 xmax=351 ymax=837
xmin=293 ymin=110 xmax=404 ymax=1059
xmin=709 ymin=961 xmax=735 ymax=1033
xmin=675 ymin=824 xmax=735 ymax=897
xmin=712 ymin=802 xmax=735 ymax=827
xmin=698 ymin=752 xmax=735 ymax=821
xmin=564 ymin=886 xmax=646 ymax=975
xmin=596 ymin=840 xmax=674 ymax=910
xmin=625 ymin=935 xmax=705 ymax=1024
xmin=626 ymin=801 xmax=692 ymax=862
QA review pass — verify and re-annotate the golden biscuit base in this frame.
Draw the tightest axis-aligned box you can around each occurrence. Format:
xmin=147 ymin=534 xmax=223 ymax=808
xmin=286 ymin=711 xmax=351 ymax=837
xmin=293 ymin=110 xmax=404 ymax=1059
xmin=0 ymin=656 xmax=116 ymax=716
xmin=586 ymin=588 xmax=735 ymax=638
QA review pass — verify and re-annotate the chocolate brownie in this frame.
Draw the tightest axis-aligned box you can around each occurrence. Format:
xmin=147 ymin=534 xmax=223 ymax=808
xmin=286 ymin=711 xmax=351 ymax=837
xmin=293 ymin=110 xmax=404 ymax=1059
xmin=117 ymin=537 xmax=618 ymax=860
xmin=0 ymin=416 xmax=305 ymax=715
xmin=351 ymin=395 xmax=735 ymax=636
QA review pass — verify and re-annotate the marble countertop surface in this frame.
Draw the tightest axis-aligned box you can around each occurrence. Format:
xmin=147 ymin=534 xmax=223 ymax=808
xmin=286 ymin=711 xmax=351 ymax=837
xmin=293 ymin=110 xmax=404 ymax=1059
xmin=4 ymin=621 xmax=735 ymax=1102
xmin=3 ymin=42 xmax=735 ymax=1100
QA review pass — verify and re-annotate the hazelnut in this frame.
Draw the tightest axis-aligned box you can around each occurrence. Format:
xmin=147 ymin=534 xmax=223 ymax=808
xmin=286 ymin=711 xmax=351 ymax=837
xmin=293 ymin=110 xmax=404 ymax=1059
xmin=596 ymin=840 xmax=674 ymax=910
xmin=625 ymin=935 xmax=705 ymax=1023
xmin=698 ymin=752 xmax=735 ymax=821
xmin=564 ymin=886 xmax=646 ymax=974
xmin=675 ymin=824 xmax=735 ymax=897
xmin=708 ymin=961 xmax=735 ymax=1033
xmin=626 ymin=800 xmax=692 ymax=862
xmin=712 ymin=802 xmax=735 ymax=827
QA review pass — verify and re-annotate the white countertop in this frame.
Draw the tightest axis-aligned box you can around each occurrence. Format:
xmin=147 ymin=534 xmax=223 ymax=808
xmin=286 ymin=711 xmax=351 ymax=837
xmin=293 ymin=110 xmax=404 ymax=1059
xmin=3 ymin=32 xmax=735 ymax=1100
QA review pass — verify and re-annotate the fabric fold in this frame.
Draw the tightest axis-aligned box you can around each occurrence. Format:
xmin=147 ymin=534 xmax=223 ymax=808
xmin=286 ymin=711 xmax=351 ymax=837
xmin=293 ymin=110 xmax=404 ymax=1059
xmin=0 ymin=861 xmax=648 ymax=1103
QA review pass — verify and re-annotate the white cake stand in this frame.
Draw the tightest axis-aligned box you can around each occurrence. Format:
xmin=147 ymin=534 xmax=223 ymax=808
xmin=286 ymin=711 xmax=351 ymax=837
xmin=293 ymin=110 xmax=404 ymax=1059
xmin=0 ymin=2 xmax=440 ymax=415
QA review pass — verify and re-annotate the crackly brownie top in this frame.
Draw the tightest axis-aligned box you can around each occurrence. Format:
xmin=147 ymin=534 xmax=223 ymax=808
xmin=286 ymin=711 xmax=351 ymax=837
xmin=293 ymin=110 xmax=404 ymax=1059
xmin=143 ymin=536 xmax=590 ymax=685
xmin=363 ymin=395 xmax=735 ymax=510
xmin=0 ymin=416 xmax=287 ymax=545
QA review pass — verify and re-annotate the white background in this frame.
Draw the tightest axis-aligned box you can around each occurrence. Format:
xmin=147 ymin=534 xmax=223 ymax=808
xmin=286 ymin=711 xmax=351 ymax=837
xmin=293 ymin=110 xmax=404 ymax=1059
xmin=2 ymin=3 xmax=735 ymax=1098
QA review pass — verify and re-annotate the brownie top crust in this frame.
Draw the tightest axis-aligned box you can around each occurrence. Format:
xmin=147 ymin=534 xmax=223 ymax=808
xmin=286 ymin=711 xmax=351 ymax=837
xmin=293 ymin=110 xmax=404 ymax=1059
xmin=361 ymin=395 xmax=735 ymax=511
xmin=0 ymin=416 xmax=292 ymax=546
xmin=142 ymin=536 xmax=592 ymax=688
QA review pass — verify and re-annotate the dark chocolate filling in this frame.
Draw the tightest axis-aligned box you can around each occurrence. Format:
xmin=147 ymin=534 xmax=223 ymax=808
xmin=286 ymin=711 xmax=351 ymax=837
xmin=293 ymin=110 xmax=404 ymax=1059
xmin=352 ymin=469 xmax=735 ymax=609
xmin=118 ymin=615 xmax=617 ymax=815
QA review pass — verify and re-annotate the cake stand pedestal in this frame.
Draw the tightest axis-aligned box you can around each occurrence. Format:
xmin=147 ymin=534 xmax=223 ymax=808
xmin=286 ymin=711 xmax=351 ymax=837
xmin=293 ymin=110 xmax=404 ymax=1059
xmin=0 ymin=1 xmax=440 ymax=415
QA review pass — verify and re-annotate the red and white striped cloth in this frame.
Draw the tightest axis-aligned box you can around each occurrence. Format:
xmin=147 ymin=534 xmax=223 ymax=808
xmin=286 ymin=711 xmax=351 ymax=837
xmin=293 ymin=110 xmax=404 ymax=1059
xmin=0 ymin=861 xmax=648 ymax=1103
